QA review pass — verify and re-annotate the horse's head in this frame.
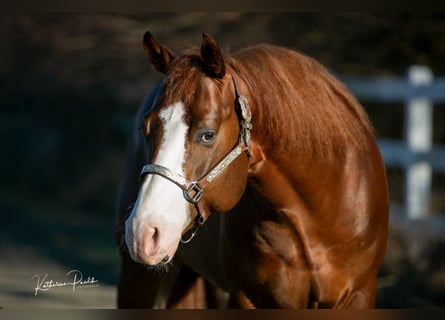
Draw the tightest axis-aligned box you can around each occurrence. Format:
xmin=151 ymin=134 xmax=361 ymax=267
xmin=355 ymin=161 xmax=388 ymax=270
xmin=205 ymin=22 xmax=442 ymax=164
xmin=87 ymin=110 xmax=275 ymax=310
xmin=125 ymin=32 xmax=252 ymax=266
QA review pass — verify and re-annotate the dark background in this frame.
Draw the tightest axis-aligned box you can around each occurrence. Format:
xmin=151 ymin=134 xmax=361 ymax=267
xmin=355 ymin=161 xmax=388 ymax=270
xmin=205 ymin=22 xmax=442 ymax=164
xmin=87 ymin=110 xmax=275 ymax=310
xmin=1 ymin=13 xmax=444 ymax=308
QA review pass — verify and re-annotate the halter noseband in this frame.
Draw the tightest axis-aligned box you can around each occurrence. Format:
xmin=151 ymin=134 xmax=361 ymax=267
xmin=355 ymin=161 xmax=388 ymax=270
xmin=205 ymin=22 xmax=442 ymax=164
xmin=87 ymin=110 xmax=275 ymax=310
xmin=139 ymin=71 xmax=252 ymax=244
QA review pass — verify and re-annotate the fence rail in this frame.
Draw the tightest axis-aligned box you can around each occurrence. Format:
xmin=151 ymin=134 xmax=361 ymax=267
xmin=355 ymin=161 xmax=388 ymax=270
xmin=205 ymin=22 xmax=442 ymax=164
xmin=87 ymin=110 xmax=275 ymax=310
xmin=339 ymin=65 xmax=445 ymax=223
xmin=340 ymin=75 xmax=445 ymax=103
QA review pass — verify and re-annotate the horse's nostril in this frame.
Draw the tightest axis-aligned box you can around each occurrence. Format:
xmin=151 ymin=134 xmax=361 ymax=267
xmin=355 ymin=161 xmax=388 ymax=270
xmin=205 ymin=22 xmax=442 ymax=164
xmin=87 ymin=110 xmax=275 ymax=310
xmin=151 ymin=227 xmax=159 ymax=243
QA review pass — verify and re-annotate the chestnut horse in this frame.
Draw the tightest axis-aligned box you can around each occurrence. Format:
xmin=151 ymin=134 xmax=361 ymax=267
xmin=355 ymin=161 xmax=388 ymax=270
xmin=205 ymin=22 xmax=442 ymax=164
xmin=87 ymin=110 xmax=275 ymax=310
xmin=116 ymin=31 xmax=389 ymax=308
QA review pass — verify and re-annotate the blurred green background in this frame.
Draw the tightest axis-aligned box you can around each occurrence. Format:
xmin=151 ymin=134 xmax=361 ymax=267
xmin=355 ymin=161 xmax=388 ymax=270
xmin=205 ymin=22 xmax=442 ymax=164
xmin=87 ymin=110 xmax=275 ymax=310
xmin=0 ymin=13 xmax=444 ymax=308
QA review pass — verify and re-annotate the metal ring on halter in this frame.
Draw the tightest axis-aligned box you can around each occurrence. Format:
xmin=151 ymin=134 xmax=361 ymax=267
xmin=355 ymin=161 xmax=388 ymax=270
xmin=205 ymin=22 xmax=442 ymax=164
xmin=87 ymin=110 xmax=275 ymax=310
xmin=180 ymin=200 xmax=207 ymax=243
xmin=180 ymin=226 xmax=199 ymax=244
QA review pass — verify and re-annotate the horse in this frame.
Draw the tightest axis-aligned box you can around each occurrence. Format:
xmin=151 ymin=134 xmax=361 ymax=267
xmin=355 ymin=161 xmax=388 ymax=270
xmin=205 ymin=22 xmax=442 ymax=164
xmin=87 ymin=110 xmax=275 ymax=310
xmin=115 ymin=31 xmax=389 ymax=308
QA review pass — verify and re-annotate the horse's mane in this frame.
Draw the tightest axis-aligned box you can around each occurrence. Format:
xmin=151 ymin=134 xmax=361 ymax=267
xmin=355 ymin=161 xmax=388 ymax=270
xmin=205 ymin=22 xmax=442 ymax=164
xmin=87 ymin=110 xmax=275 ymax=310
xmin=163 ymin=44 xmax=375 ymax=163
xmin=227 ymin=44 xmax=375 ymax=161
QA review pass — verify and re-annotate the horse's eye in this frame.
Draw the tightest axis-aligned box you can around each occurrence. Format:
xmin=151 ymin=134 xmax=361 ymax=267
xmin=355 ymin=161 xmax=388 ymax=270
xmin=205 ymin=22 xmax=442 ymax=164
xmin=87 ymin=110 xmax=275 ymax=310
xmin=198 ymin=130 xmax=217 ymax=145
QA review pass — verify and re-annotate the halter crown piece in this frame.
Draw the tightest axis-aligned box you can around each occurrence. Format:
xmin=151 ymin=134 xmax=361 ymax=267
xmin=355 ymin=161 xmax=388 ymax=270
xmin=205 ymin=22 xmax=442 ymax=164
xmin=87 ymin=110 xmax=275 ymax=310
xmin=139 ymin=71 xmax=252 ymax=244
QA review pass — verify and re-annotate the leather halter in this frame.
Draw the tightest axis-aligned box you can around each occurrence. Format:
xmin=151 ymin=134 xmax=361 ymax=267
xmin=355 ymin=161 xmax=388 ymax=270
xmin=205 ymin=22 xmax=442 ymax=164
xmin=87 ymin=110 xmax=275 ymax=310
xmin=139 ymin=71 xmax=252 ymax=244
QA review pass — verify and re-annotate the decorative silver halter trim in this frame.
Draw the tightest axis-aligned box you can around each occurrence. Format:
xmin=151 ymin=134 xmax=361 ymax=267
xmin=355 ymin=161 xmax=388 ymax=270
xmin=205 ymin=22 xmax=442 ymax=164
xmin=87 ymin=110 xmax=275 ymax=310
xmin=141 ymin=164 xmax=190 ymax=191
xmin=205 ymin=143 xmax=246 ymax=183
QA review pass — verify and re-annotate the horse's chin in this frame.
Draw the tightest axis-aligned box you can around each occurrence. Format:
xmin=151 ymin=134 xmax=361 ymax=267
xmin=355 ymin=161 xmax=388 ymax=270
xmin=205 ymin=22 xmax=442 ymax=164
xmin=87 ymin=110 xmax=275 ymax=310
xmin=128 ymin=238 xmax=180 ymax=269
xmin=143 ymin=256 xmax=175 ymax=273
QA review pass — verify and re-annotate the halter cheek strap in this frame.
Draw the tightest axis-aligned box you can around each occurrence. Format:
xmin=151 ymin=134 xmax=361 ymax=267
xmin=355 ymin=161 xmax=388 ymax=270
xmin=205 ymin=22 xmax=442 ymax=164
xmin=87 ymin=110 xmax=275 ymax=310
xmin=139 ymin=71 xmax=252 ymax=244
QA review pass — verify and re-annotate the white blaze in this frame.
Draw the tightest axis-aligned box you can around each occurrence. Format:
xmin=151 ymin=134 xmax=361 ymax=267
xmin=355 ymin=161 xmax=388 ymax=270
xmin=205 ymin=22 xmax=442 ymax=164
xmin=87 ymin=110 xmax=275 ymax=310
xmin=125 ymin=101 xmax=191 ymax=262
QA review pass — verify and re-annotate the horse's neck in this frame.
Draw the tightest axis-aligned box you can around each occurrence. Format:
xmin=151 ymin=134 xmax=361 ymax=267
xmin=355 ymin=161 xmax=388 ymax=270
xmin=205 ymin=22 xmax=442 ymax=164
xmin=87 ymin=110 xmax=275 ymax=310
xmin=246 ymin=140 xmax=325 ymax=214
xmin=243 ymin=150 xmax=362 ymax=249
xmin=245 ymin=141 xmax=380 ymax=227
xmin=248 ymin=161 xmax=301 ymax=212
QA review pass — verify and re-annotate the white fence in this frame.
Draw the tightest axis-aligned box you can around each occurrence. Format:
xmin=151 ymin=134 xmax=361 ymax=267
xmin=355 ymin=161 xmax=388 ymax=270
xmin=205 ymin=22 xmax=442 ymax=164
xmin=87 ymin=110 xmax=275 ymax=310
xmin=339 ymin=66 xmax=445 ymax=230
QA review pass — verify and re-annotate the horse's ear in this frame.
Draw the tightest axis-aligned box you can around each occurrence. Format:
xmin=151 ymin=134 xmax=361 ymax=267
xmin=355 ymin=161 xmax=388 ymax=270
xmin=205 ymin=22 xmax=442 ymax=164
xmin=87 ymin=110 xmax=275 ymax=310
xmin=143 ymin=31 xmax=176 ymax=74
xmin=200 ymin=32 xmax=225 ymax=78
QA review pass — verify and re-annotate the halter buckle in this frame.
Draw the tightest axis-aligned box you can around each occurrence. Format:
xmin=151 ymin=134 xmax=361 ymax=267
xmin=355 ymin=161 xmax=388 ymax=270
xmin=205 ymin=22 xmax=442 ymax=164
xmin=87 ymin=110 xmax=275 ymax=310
xmin=183 ymin=182 xmax=204 ymax=204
